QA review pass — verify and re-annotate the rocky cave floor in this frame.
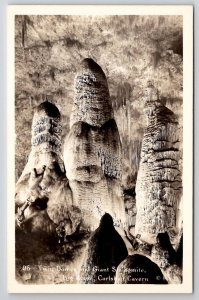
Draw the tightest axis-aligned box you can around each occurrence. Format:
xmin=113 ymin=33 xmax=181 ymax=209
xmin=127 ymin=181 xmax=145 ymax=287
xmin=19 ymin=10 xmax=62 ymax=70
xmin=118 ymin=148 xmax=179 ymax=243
xmin=15 ymin=228 xmax=90 ymax=284
xmin=15 ymin=225 xmax=182 ymax=285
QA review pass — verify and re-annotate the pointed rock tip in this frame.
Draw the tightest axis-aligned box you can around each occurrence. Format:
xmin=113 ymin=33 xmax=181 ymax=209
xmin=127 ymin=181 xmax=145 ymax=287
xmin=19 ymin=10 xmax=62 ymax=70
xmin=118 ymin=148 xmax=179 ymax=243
xmin=100 ymin=213 xmax=114 ymax=227
xmin=35 ymin=101 xmax=60 ymax=119
xmin=80 ymin=58 xmax=106 ymax=77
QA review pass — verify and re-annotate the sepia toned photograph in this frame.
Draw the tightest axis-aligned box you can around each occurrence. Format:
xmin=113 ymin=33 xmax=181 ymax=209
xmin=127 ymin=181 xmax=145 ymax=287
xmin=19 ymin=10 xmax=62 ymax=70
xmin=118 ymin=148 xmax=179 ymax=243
xmin=7 ymin=5 xmax=193 ymax=293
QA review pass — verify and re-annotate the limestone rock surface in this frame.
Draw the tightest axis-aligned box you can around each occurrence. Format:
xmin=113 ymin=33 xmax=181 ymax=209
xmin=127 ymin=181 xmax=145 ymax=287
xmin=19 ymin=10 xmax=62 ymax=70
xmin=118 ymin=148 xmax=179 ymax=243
xmin=70 ymin=58 xmax=113 ymax=127
xmin=15 ymin=102 xmax=80 ymax=238
xmin=64 ymin=59 xmax=126 ymax=228
xmin=151 ymin=232 xmax=177 ymax=269
xmin=135 ymin=85 xmax=182 ymax=243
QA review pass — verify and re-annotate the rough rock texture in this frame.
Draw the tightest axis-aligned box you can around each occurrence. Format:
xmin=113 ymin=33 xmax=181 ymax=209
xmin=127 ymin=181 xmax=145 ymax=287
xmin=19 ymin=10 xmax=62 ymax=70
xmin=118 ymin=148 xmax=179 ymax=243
xmin=64 ymin=59 xmax=126 ymax=228
xmin=15 ymin=16 xmax=183 ymax=190
xmin=80 ymin=214 xmax=128 ymax=284
xmin=70 ymin=58 xmax=113 ymax=127
xmin=115 ymin=254 xmax=167 ymax=284
xmin=15 ymin=101 xmax=81 ymax=238
xmin=135 ymin=84 xmax=182 ymax=243
xmin=163 ymin=264 xmax=182 ymax=284
xmin=124 ymin=188 xmax=137 ymax=229
xmin=151 ymin=232 xmax=177 ymax=269
xmin=14 ymin=15 xmax=184 ymax=285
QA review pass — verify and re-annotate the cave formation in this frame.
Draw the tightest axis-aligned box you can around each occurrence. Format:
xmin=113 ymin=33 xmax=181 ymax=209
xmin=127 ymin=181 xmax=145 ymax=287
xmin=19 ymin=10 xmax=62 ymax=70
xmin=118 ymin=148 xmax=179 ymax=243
xmin=64 ymin=58 xmax=126 ymax=229
xmin=135 ymin=83 xmax=182 ymax=244
xmin=15 ymin=101 xmax=81 ymax=239
xmin=15 ymin=61 xmax=183 ymax=285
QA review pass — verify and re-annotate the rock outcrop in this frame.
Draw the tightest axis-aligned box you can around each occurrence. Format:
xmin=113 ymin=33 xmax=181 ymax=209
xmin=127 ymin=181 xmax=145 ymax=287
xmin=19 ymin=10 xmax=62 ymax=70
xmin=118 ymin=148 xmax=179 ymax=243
xmin=135 ymin=84 xmax=182 ymax=243
xmin=15 ymin=101 xmax=81 ymax=238
xmin=151 ymin=232 xmax=177 ymax=269
xmin=64 ymin=58 xmax=126 ymax=229
xmin=115 ymin=254 xmax=167 ymax=284
xmin=80 ymin=213 xmax=128 ymax=284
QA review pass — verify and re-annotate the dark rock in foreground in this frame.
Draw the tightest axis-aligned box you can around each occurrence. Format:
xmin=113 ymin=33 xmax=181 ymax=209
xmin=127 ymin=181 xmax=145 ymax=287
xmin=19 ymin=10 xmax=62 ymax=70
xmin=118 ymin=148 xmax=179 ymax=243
xmin=176 ymin=233 xmax=183 ymax=267
xmin=80 ymin=213 xmax=128 ymax=284
xmin=115 ymin=254 xmax=167 ymax=284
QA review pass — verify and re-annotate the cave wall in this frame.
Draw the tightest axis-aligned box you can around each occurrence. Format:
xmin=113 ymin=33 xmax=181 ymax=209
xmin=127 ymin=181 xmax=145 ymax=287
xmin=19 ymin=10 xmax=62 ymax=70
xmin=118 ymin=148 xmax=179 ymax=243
xmin=15 ymin=15 xmax=183 ymax=189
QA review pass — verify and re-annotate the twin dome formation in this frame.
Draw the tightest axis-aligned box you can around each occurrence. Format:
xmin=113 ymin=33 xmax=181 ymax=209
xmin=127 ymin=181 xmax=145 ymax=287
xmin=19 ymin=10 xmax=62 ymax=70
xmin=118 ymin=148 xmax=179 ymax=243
xmin=15 ymin=58 xmax=182 ymax=246
xmin=15 ymin=58 xmax=125 ymax=236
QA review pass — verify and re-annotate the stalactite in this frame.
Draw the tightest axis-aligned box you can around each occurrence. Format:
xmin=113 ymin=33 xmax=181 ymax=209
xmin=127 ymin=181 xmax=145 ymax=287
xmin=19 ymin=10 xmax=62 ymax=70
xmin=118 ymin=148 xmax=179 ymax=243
xmin=21 ymin=16 xmax=27 ymax=48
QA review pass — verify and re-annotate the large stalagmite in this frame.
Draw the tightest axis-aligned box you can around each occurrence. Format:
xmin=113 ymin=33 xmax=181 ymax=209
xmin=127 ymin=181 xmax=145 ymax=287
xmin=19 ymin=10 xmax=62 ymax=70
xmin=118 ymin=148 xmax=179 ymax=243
xmin=135 ymin=84 xmax=182 ymax=244
xmin=15 ymin=101 xmax=80 ymax=238
xmin=64 ymin=58 xmax=125 ymax=229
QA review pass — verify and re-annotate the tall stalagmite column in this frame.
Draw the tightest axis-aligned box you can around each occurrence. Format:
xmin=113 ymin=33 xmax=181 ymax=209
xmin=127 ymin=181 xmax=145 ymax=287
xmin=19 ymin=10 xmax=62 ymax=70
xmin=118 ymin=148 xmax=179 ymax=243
xmin=15 ymin=102 xmax=80 ymax=238
xmin=135 ymin=84 xmax=182 ymax=244
xmin=64 ymin=58 xmax=125 ymax=229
